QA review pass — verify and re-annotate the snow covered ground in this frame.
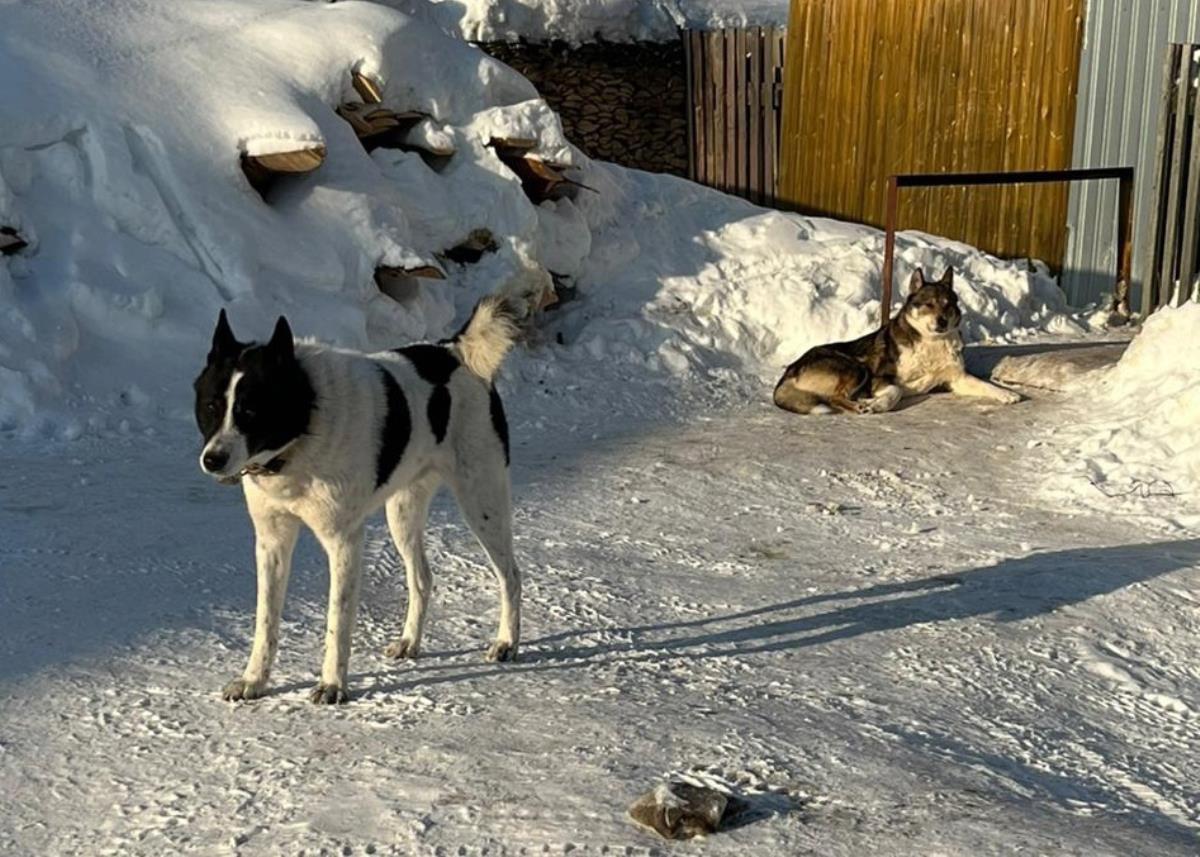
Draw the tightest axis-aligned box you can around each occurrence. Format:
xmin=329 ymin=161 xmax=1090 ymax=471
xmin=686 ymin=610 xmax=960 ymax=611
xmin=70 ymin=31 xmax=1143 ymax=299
xmin=3 ymin=357 xmax=1200 ymax=855
xmin=2 ymin=1 xmax=1199 ymax=854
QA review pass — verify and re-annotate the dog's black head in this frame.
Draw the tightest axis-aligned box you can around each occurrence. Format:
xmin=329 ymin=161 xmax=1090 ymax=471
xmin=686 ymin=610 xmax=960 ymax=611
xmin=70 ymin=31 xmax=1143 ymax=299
xmin=903 ymin=267 xmax=962 ymax=336
xmin=193 ymin=310 xmax=315 ymax=481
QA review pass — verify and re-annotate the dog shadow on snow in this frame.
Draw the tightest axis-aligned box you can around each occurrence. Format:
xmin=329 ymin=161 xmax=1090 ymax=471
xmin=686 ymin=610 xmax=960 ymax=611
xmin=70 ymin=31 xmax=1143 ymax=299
xmin=369 ymin=538 xmax=1200 ymax=846
xmin=371 ymin=536 xmax=1200 ymax=692
xmin=403 ymin=538 xmax=1200 ymax=671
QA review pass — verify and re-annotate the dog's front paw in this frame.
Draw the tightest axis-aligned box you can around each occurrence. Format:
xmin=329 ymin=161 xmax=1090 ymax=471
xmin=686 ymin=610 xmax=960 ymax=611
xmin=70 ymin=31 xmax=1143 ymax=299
xmin=308 ymin=682 xmax=350 ymax=705
xmin=485 ymin=641 xmax=518 ymax=663
xmin=384 ymin=638 xmax=420 ymax=659
xmin=222 ymin=677 xmax=267 ymax=702
xmin=994 ymin=388 xmax=1022 ymax=405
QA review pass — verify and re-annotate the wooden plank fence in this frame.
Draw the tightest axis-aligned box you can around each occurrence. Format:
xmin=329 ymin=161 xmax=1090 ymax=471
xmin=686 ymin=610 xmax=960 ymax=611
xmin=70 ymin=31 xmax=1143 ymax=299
xmin=684 ymin=27 xmax=786 ymax=206
xmin=1148 ymin=42 xmax=1200 ymax=312
xmin=777 ymin=0 xmax=1086 ymax=269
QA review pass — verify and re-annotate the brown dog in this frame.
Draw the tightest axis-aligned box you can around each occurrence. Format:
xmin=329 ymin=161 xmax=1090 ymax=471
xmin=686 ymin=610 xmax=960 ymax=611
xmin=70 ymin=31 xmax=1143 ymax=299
xmin=773 ymin=267 xmax=1021 ymax=415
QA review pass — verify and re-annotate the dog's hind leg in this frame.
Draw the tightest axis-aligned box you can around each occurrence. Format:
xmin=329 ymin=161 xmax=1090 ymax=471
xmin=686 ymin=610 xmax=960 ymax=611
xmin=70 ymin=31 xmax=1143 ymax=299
xmin=449 ymin=463 xmax=520 ymax=662
xmin=773 ymin=380 xmax=830 ymax=415
xmin=224 ymin=504 xmax=300 ymax=702
xmin=383 ymin=473 xmax=441 ymax=660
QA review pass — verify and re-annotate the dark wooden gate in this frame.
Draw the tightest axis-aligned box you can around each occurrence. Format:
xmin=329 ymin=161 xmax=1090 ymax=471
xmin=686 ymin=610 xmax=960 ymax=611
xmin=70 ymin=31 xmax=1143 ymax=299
xmin=683 ymin=27 xmax=786 ymax=207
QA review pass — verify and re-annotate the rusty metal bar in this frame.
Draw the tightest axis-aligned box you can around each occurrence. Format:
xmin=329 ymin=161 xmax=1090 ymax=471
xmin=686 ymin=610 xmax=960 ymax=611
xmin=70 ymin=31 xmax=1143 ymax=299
xmin=1115 ymin=170 xmax=1135 ymax=317
xmin=880 ymin=166 xmax=1136 ymax=326
xmin=881 ymin=175 xmax=900 ymax=321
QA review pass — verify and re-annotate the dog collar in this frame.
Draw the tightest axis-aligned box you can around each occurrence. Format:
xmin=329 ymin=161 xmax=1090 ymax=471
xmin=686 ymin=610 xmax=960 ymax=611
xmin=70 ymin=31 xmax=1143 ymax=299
xmin=241 ymin=455 xmax=287 ymax=477
xmin=215 ymin=455 xmax=288 ymax=485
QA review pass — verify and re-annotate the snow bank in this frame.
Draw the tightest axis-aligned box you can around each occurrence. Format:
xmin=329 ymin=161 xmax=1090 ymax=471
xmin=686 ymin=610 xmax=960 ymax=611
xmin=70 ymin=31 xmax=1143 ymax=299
xmin=0 ymin=0 xmax=603 ymax=436
xmin=548 ymin=167 xmax=1086 ymax=385
xmin=1045 ymin=303 xmax=1200 ymax=525
xmin=0 ymin=0 xmax=1089 ymax=438
xmin=388 ymin=0 xmax=789 ymax=45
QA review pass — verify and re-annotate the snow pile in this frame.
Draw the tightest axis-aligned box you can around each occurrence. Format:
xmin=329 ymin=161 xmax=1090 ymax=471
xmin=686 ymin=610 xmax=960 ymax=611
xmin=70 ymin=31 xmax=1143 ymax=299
xmin=0 ymin=0 xmax=1090 ymax=438
xmin=391 ymin=0 xmax=789 ymax=44
xmin=0 ymin=0 xmax=607 ymax=436
xmin=1046 ymin=303 xmax=1200 ymax=524
xmin=552 ymin=167 xmax=1086 ymax=385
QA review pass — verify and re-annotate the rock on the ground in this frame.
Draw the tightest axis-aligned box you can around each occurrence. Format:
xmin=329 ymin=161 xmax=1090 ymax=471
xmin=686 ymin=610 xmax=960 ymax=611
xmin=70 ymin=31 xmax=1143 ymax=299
xmin=629 ymin=780 xmax=739 ymax=839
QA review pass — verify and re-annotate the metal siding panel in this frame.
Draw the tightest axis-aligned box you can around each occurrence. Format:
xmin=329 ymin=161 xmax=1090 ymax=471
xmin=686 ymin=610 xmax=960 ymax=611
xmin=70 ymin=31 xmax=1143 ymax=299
xmin=1064 ymin=0 xmax=1200 ymax=307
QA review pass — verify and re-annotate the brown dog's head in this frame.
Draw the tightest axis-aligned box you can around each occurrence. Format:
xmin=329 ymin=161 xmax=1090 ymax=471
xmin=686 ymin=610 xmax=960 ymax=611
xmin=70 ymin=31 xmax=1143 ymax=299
xmin=902 ymin=267 xmax=961 ymax=337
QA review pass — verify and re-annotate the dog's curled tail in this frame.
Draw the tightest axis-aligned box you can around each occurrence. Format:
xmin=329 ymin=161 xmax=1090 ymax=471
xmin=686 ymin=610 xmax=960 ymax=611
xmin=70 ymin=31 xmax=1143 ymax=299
xmin=451 ymin=294 xmax=521 ymax=382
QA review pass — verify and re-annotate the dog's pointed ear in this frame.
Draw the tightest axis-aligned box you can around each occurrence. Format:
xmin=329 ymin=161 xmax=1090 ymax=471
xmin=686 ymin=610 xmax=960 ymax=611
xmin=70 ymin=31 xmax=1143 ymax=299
xmin=267 ymin=316 xmax=294 ymax=360
xmin=938 ymin=266 xmax=955 ymax=286
xmin=209 ymin=309 xmax=240 ymax=360
xmin=908 ymin=267 xmax=926 ymax=295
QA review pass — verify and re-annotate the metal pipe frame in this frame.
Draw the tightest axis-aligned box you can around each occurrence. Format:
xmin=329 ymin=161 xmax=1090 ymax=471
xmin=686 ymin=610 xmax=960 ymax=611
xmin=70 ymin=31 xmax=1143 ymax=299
xmin=880 ymin=166 xmax=1136 ymax=325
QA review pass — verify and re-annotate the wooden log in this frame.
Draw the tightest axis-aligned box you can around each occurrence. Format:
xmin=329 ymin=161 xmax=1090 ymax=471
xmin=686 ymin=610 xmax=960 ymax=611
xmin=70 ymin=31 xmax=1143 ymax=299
xmin=241 ymin=145 xmax=326 ymax=196
xmin=0 ymin=226 xmax=27 ymax=255
xmin=374 ymin=264 xmax=446 ymax=305
xmin=503 ymin=155 xmax=595 ymax=203
xmin=540 ymin=271 xmax=577 ymax=311
xmin=486 ymin=138 xmax=594 ymax=203
xmin=376 ymin=264 xmax=445 ymax=282
xmin=487 ymin=137 xmax=538 ymax=160
xmin=537 ymin=286 xmax=559 ymax=310
xmin=336 ymin=103 xmax=426 ymax=153
xmin=442 ymin=229 xmax=497 ymax=264
xmin=352 ymin=71 xmax=383 ymax=104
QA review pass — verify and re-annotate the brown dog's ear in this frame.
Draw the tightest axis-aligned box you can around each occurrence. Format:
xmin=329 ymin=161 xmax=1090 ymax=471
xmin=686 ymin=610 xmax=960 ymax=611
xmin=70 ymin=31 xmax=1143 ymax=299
xmin=209 ymin=309 xmax=240 ymax=360
xmin=908 ymin=267 xmax=926 ymax=295
xmin=938 ymin=266 xmax=954 ymax=286
xmin=266 ymin=316 xmax=294 ymax=361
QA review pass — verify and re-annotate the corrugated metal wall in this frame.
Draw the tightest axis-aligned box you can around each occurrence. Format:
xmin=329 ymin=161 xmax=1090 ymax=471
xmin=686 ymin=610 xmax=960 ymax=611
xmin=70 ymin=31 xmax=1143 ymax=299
xmin=1065 ymin=0 xmax=1200 ymax=306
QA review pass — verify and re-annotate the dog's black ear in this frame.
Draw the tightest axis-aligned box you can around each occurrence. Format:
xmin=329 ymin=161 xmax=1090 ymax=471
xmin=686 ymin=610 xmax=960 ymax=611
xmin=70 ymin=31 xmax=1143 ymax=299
xmin=938 ymin=267 xmax=954 ymax=286
xmin=209 ymin=309 xmax=240 ymax=360
xmin=908 ymin=267 xmax=926 ymax=295
xmin=267 ymin=316 xmax=294 ymax=361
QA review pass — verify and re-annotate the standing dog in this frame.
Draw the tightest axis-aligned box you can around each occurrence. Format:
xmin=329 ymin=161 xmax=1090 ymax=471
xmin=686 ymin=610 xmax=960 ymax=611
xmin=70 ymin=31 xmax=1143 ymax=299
xmin=773 ymin=267 xmax=1021 ymax=414
xmin=194 ymin=296 xmax=521 ymax=703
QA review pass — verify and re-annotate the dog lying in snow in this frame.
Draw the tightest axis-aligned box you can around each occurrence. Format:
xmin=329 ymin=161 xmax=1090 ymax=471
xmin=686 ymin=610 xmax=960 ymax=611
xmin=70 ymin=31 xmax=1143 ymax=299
xmin=773 ymin=267 xmax=1022 ymax=415
xmin=194 ymin=296 xmax=521 ymax=704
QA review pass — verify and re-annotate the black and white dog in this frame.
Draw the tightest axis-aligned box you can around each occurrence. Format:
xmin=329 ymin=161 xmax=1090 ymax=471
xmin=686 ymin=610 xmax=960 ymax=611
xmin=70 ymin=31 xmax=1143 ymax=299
xmin=194 ymin=296 xmax=521 ymax=703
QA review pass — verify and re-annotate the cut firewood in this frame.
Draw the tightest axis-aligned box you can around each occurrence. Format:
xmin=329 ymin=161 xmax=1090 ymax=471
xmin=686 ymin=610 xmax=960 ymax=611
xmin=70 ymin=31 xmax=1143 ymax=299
xmin=487 ymin=136 xmax=537 ymax=154
xmin=351 ymin=71 xmax=383 ymax=104
xmin=542 ymin=271 xmax=577 ymax=310
xmin=0 ymin=226 xmax=27 ymax=255
xmin=337 ymin=103 xmax=426 ymax=153
xmin=497 ymin=152 xmax=595 ymax=204
xmin=441 ymin=229 xmax=497 ymax=265
xmin=240 ymin=145 xmax=326 ymax=196
xmin=375 ymin=264 xmax=446 ymax=306
xmin=375 ymin=264 xmax=445 ymax=286
xmin=537 ymin=285 xmax=559 ymax=311
xmin=486 ymin=138 xmax=593 ymax=202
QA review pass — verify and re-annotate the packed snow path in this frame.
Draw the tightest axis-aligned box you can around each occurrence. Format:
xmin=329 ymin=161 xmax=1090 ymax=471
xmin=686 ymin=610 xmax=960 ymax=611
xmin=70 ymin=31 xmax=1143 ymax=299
xmin=1 ymin=366 xmax=1198 ymax=855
